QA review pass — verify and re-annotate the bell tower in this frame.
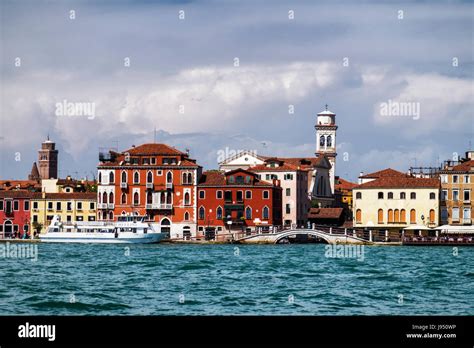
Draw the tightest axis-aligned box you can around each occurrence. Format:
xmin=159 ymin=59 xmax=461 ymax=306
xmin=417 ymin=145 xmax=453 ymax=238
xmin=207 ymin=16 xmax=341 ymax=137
xmin=38 ymin=135 xmax=58 ymax=179
xmin=315 ymin=105 xmax=337 ymax=194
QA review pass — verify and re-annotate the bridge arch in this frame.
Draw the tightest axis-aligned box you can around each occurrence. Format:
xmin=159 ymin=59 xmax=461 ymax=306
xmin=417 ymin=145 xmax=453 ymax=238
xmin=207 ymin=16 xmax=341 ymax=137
xmin=274 ymin=230 xmax=334 ymax=244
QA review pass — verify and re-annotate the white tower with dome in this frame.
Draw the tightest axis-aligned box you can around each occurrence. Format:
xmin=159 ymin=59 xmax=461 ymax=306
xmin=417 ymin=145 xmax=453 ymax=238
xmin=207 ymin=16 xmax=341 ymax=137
xmin=315 ymin=105 xmax=337 ymax=195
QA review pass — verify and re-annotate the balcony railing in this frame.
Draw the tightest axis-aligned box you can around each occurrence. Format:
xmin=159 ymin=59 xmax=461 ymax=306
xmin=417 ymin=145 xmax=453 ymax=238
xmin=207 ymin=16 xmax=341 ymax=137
xmin=120 ymin=182 xmax=128 ymax=189
xmin=146 ymin=203 xmax=172 ymax=210
xmin=108 ymin=203 xmax=115 ymax=209
xmin=146 ymin=182 xmax=154 ymax=189
xmin=463 ymin=218 xmax=472 ymax=224
xmin=166 ymin=183 xmax=173 ymax=190
xmin=98 ymin=203 xmax=108 ymax=209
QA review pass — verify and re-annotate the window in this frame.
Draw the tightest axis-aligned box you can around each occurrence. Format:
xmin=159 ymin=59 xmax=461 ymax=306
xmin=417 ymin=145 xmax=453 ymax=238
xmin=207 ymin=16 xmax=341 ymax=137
xmin=157 ymin=170 xmax=162 ymax=176
xmin=102 ymin=192 xmax=108 ymax=204
xmin=286 ymin=204 xmax=291 ymax=214
xmin=463 ymin=190 xmax=470 ymax=201
xmin=429 ymin=209 xmax=435 ymax=223
xmin=98 ymin=172 xmax=102 ymax=184
xmin=150 ymin=157 xmax=156 ymax=165
xmin=388 ymin=192 xmax=393 ymax=199
xmin=32 ymin=215 xmax=38 ymax=223
xmin=356 ymin=192 xmax=362 ymax=199
xmin=388 ymin=209 xmax=394 ymax=223
xmin=441 ymin=190 xmax=448 ymax=201
xmin=245 ymin=190 xmax=252 ymax=199
xmin=320 ymin=135 xmax=325 ymax=147
xmin=77 ymin=202 xmax=83 ymax=210
xmin=228 ymin=176 xmax=235 ymax=184
xmin=0 ymin=200 xmax=4 ymax=210
xmin=13 ymin=200 xmax=19 ymax=211
xmin=464 ymin=175 xmax=470 ymax=184
xmin=429 ymin=192 xmax=436 ymax=200
xmin=453 ymin=175 xmax=458 ymax=183
xmin=440 ymin=175 xmax=448 ymax=183
xmin=166 ymin=171 xmax=172 ymax=183
xmin=463 ymin=207 xmax=471 ymax=220
xmin=109 ymin=172 xmax=114 ymax=184
xmin=410 ymin=192 xmax=416 ymax=199
xmin=284 ymin=174 xmax=294 ymax=180
xmin=355 ymin=209 xmax=362 ymax=223
xmin=410 ymin=209 xmax=416 ymax=224
xmin=184 ymin=212 xmax=190 ymax=221
xmin=199 ymin=207 xmax=205 ymax=220
xmin=441 ymin=208 xmax=448 ymax=222
xmin=133 ymin=192 xmax=139 ymax=205
xmin=47 ymin=202 xmax=53 ymax=210
xmin=216 ymin=190 xmax=223 ymax=199
xmin=452 ymin=207 xmax=459 ymax=221
xmin=263 ymin=206 xmax=269 ymax=219
xmin=394 ymin=209 xmax=400 ymax=223
xmin=90 ymin=202 xmax=95 ymax=210
xmin=188 ymin=173 xmax=193 ymax=184
xmin=286 ymin=188 xmax=291 ymax=197
xmin=235 ymin=191 xmax=243 ymax=202
xmin=378 ymin=209 xmax=383 ymax=223
xmin=400 ymin=192 xmax=406 ymax=199
xmin=263 ymin=190 xmax=269 ymax=199
xmin=184 ymin=192 xmax=190 ymax=206
xmin=400 ymin=209 xmax=406 ymax=223
xmin=146 ymin=192 xmax=153 ymax=204
xmin=199 ymin=190 xmax=205 ymax=199
xmin=121 ymin=193 xmax=127 ymax=204
xmin=245 ymin=207 xmax=252 ymax=219
xmin=216 ymin=207 xmax=223 ymax=220
xmin=143 ymin=157 xmax=149 ymax=165
xmin=236 ymin=176 xmax=244 ymax=184
xmin=67 ymin=202 xmax=72 ymax=211
xmin=133 ymin=171 xmax=139 ymax=184
xmin=378 ymin=192 xmax=384 ymax=199
xmin=56 ymin=202 xmax=61 ymax=211
xmin=121 ymin=171 xmax=127 ymax=183
xmin=24 ymin=201 xmax=29 ymax=211
xmin=33 ymin=201 xmax=38 ymax=209
xmin=109 ymin=192 xmax=114 ymax=204
xmin=326 ymin=135 xmax=332 ymax=147
xmin=453 ymin=190 xmax=459 ymax=201
xmin=224 ymin=191 xmax=232 ymax=202
xmin=88 ymin=216 xmax=96 ymax=222
xmin=147 ymin=171 xmax=153 ymax=183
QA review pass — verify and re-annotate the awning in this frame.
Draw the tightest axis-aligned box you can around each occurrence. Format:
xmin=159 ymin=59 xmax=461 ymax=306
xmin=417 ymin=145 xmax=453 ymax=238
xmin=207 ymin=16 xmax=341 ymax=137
xmin=434 ymin=225 xmax=474 ymax=234
xmin=403 ymin=225 xmax=432 ymax=231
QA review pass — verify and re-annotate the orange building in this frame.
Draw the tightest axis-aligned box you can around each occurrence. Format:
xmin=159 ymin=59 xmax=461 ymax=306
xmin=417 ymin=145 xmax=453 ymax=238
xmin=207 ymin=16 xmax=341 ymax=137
xmin=97 ymin=143 xmax=202 ymax=239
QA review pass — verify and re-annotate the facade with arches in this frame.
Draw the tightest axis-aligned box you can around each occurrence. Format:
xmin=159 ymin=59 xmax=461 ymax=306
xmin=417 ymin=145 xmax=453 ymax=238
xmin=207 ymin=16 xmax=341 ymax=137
xmin=97 ymin=143 xmax=201 ymax=239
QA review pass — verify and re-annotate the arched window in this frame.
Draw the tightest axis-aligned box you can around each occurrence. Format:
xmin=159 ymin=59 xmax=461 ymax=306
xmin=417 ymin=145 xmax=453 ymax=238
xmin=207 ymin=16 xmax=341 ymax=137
xmin=102 ymin=192 xmax=108 ymax=204
xmin=184 ymin=212 xmax=190 ymax=221
xmin=182 ymin=172 xmax=187 ymax=184
xmin=199 ymin=206 xmax=205 ymax=220
xmin=98 ymin=211 xmax=102 ymax=220
xmin=133 ymin=171 xmax=139 ymax=184
xmin=166 ymin=171 xmax=172 ymax=183
xmin=429 ymin=209 xmax=435 ymax=223
xmin=429 ymin=192 xmax=436 ymax=200
xmin=355 ymin=209 xmax=362 ymax=223
xmin=108 ymin=211 xmax=113 ymax=220
xmin=388 ymin=209 xmax=394 ymax=223
xmin=166 ymin=193 xmax=172 ymax=204
xmin=410 ymin=192 xmax=416 ymax=199
xmin=133 ymin=192 xmax=139 ymax=205
xmin=121 ymin=171 xmax=127 ymax=183
xmin=378 ymin=192 xmax=384 ymax=199
xmin=184 ymin=192 xmax=190 ymax=206
xmin=147 ymin=171 xmax=153 ymax=183
xmin=320 ymin=135 xmax=325 ymax=147
xmin=388 ymin=192 xmax=393 ymax=199
xmin=98 ymin=172 xmax=102 ymax=184
xmin=356 ymin=192 xmax=362 ymax=199
xmin=263 ymin=206 xmax=269 ymax=219
xmin=187 ymin=173 xmax=192 ymax=184
xmin=400 ymin=192 xmax=406 ymax=199
xmin=98 ymin=192 xmax=102 ymax=203
xmin=146 ymin=192 xmax=153 ymax=204
xmin=401 ymin=209 xmax=406 ymax=223
xmin=394 ymin=209 xmax=400 ymax=223
xmin=109 ymin=172 xmax=114 ymax=184
xmin=410 ymin=209 xmax=416 ymax=224
xmin=245 ymin=207 xmax=252 ymax=220
xmin=121 ymin=193 xmax=127 ymax=204
xmin=326 ymin=135 xmax=332 ymax=147
xmin=378 ymin=209 xmax=383 ymax=223
xmin=216 ymin=206 xmax=223 ymax=219
xmin=109 ymin=192 xmax=114 ymax=204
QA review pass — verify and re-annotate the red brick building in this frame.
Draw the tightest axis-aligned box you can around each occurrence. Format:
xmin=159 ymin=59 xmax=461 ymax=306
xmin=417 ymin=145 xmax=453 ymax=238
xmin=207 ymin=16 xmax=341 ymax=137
xmin=97 ymin=143 xmax=202 ymax=239
xmin=197 ymin=169 xmax=282 ymax=240
xmin=0 ymin=190 xmax=33 ymax=238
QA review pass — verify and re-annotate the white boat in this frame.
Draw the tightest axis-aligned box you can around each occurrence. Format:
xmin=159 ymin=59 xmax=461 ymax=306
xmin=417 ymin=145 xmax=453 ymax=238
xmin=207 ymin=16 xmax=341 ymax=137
xmin=40 ymin=215 xmax=166 ymax=244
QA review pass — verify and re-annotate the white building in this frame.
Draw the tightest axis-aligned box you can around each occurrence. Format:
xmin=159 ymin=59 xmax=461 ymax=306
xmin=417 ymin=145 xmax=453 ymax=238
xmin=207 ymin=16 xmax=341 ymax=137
xmin=315 ymin=106 xmax=337 ymax=194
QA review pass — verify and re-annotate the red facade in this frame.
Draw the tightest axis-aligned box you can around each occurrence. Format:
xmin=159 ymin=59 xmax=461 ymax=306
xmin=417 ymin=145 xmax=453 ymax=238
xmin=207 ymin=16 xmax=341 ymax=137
xmin=0 ymin=190 xmax=33 ymax=238
xmin=197 ymin=169 xmax=282 ymax=238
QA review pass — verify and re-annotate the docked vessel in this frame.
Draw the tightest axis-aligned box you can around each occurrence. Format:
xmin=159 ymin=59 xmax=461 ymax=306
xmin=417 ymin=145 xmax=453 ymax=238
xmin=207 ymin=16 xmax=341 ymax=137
xmin=40 ymin=215 xmax=165 ymax=244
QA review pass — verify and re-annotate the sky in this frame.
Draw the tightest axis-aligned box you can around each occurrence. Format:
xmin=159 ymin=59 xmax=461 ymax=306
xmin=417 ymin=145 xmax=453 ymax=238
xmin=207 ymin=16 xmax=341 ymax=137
xmin=1 ymin=0 xmax=473 ymax=182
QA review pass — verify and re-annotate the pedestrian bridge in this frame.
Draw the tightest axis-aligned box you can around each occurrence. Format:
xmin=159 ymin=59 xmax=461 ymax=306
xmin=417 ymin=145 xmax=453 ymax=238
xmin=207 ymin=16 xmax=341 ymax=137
xmin=236 ymin=228 xmax=370 ymax=245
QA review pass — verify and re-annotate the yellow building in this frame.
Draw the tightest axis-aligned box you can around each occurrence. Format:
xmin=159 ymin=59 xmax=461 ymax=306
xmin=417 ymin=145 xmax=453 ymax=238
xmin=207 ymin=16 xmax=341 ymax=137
xmin=353 ymin=169 xmax=440 ymax=234
xmin=30 ymin=192 xmax=97 ymax=234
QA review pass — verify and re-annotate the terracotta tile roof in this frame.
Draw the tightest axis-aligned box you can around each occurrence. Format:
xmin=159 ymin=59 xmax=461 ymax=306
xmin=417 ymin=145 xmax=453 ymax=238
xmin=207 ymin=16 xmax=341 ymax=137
xmin=31 ymin=192 xmax=97 ymax=200
xmin=359 ymin=168 xmax=406 ymax=179
xmin=451 ymin=160 xmax=474 ymax=172
xmin=198 ymin=171 xmax=274 ymax=187
xmin=356 ymin=176 xmax=440 ymax=189
xmin=249 ymin=163 xmax=300 ymax=172
xmin=254 ymin=156 xmax=324 ymax=171
xmin=0 ymin=190 xmax=35 ymax=198
xmin=308 ymin=207 xmax=344 ymax=219
xmin=125 ymin=143 xmax=185 ymax=156
xmin=335 ymin=177 xmax=357 ymax=190
xmin=0 ymin=180 xmax=41 ymax=191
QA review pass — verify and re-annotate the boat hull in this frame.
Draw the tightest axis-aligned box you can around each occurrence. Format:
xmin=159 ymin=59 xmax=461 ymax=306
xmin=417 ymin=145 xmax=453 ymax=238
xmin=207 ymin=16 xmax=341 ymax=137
xmin=39 ymin=232 xmax=165 ymax=244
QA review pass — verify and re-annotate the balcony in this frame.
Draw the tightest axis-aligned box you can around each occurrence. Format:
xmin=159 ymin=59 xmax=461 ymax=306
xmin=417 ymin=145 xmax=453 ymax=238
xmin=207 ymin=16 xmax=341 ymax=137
xmin=98 ymin=203 xmax=108 ymax=209
xmin=108 ymin=203 xmax=115 ymax=209
xmin=5 ymin=209 xmax=13 ymax=216
xmin=166 ymin=183 xmax=173 ymax=190
xmin=120 ymin=182 xmax=128 ymax=189
xmin=463 ymin=218 xmax=472 ymax=224
xmin=146 ymin=182 xmax=154 ymax=189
